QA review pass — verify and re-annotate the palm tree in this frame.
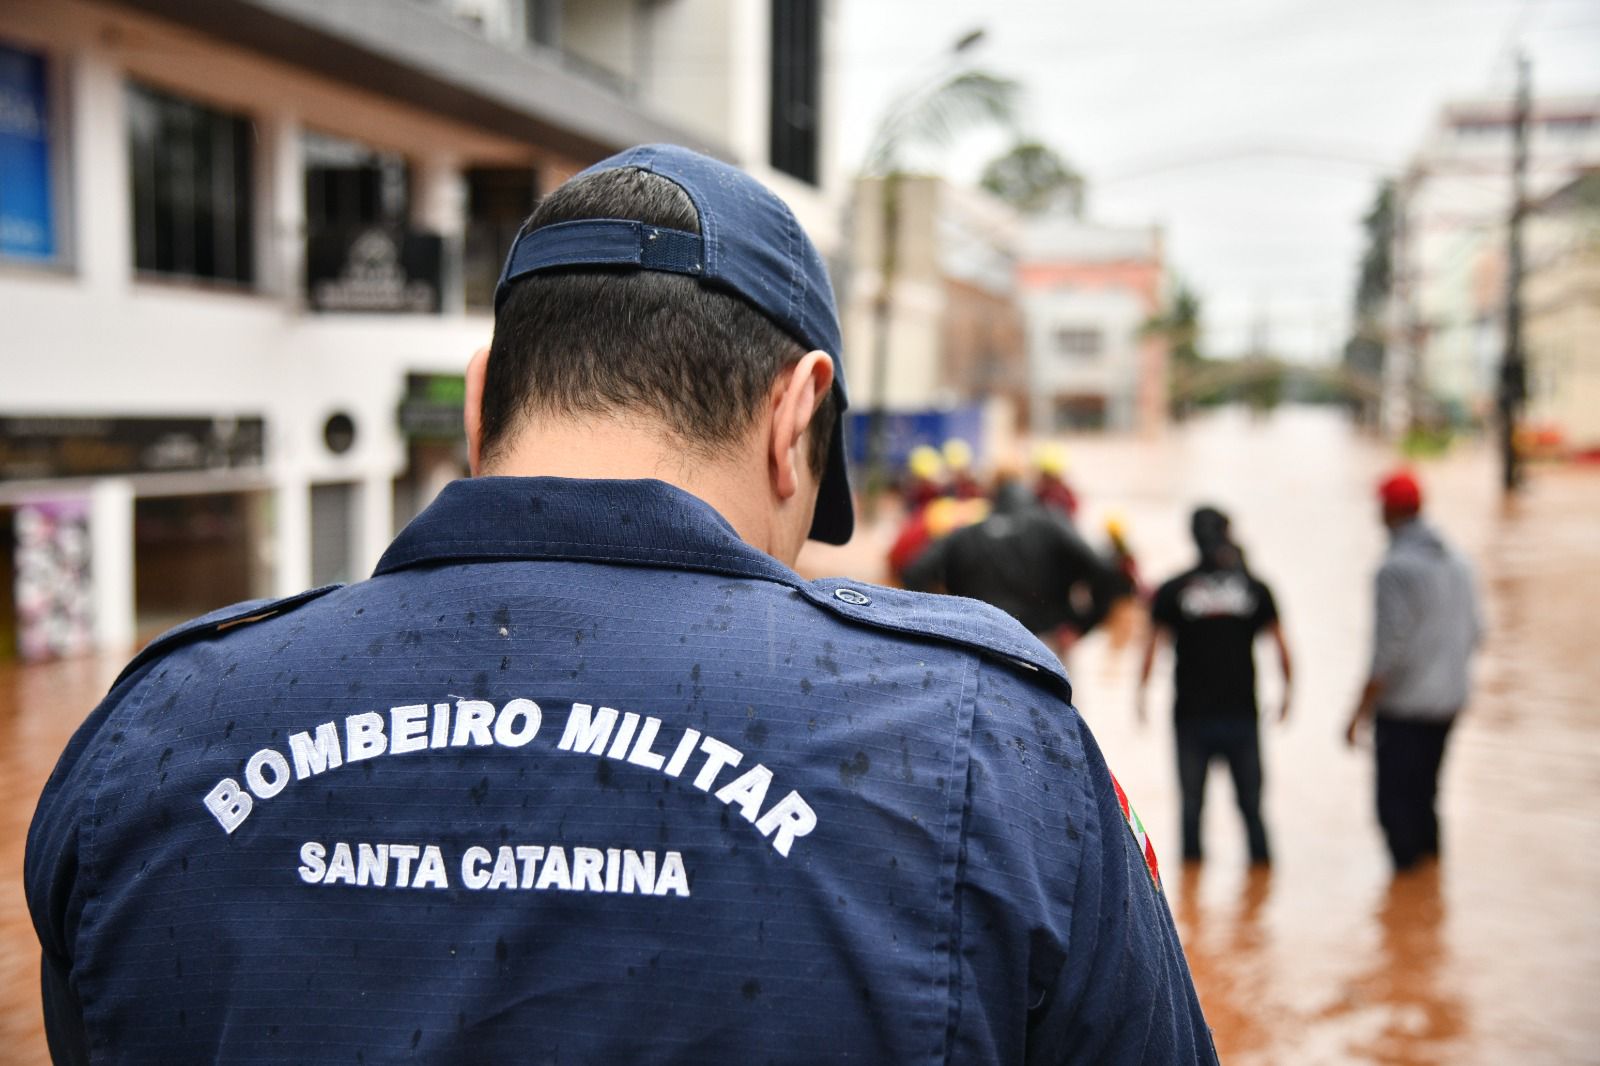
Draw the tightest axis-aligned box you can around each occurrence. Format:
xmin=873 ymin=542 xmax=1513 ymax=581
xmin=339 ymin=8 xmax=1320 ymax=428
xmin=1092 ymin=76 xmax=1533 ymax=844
xmin=856 ymin=35 xmax=1020 ymax=505
xmin=1142 ymin=282 xmax=1206 ymax=417
xmin=979 ymin=140 xmax=1085 ymax=217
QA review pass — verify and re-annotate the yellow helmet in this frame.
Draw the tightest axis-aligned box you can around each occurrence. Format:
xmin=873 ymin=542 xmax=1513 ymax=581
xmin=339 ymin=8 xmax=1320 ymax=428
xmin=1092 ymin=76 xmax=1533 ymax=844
xmin=942 ymin=438 xmax=974 ymax=472
xmin=1104 ymin=510 xmax=1128 ymax=541
xmin=926 ymin=497 xmax=990 ymax=537
xmin=907 ymin=445 xmax=944 ymax=481
xmin=1034 ymin=442 xmax=1069 ymax=477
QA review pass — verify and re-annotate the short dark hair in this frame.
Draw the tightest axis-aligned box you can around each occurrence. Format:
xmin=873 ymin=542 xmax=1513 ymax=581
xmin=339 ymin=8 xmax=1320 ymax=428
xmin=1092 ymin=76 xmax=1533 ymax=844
xmin=481 ymin=167 xmax=837 ymax=476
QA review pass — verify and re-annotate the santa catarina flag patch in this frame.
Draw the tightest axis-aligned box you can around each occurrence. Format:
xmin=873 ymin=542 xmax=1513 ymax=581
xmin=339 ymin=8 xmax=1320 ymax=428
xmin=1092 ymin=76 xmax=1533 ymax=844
xmin=1109 ymin=772 xmax=1162 ymax=889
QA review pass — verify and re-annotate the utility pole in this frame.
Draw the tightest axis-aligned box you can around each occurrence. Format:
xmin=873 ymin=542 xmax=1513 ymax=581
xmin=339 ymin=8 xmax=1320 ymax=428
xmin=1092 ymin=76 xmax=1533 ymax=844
xmin=1499 ymin=52 xmax=1530 ymax=493
xmin=1383 ymin=175 xmax=1427 ymax=438
xmin=864 ymin=171 xmax=901 ymax=513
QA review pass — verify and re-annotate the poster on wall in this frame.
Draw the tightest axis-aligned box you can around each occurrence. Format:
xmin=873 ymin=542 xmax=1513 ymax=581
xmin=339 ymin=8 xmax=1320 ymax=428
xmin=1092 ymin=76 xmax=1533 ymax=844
xmin=14 ymin=497 xmax=93 ymax=662
xmin=0 ymin=40 xmax=56 ymax=260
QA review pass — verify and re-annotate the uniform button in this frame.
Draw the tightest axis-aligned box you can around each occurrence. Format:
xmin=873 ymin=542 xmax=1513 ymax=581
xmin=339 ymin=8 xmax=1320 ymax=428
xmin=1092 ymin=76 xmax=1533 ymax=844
xmin=833 ymin=587 xmax=871 ymax=606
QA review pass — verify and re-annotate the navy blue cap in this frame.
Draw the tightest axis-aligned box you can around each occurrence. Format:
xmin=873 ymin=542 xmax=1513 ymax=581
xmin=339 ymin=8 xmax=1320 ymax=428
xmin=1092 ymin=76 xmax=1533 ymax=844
xmin=494 ymin=144 xmax=854 ymax=546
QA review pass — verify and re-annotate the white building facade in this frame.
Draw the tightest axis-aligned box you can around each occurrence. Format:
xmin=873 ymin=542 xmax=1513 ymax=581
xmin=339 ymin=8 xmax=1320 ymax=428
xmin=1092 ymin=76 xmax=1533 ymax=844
xmin=0 ymin=0 xmax=840 ymax=658
xmin=1018 ymin=219 xmax=1168 ymax=435
xmin=1389 ymin=95 xmax=1600 ymax=426
xmin=841 ymin=175 xmax=1022 ymax=412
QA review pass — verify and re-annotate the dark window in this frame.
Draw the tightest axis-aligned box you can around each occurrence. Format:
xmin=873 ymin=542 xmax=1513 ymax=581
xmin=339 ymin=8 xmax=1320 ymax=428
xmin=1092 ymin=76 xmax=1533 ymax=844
xmin=464 ymin=166 xmax=539 ymax=311
xmin=1053 ymin=395 xmax=1106 ymax=431
xmin=526 ymin=0 xmax=561 ymax=47
xmin=1453 ymin=119 xmax=1506 ymax=139
xmin=127 ymin=82 xmax=254 ymax=284
xmin=310 ymin=482 xmax=357 ymax=587
xmin=770 ymin=0 xmax=821 ymax=185
xmin=303 ymin=131 xmax=409 ymax=231
xmin=1055 ymin=327 xmax=1103 ymax=358
xmin=1544 ymin=115 xmax=1595 ymax=136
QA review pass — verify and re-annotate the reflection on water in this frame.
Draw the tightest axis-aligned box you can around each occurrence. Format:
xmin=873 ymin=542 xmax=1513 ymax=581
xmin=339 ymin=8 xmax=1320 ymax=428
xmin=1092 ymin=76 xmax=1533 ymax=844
xmin=2 ymin=407 xmax=1597 ymax=1065
xmin=1174 ymin=863 xmax=1276 ymax=1061
xmin=1322 ymin=865 xmax=1467 ymax=1064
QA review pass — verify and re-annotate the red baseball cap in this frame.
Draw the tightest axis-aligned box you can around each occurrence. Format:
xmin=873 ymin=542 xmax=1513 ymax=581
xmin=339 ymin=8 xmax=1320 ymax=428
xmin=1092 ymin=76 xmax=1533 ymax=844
xmin=1377 ymin=470 xmax=1422 ymax=512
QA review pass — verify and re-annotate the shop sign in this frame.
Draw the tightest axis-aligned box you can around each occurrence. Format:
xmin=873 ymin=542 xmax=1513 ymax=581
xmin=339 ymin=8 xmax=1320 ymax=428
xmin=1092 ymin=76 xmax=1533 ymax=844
xmin=0 ymin=41 xmax=55 ymax=260
xmin=398 ymin=373 xmax=466 ymax=440
xmin=307 ymin=227 xmax=443 ymax=313
xmin=0 ymin=416 xmax=266 ymax=480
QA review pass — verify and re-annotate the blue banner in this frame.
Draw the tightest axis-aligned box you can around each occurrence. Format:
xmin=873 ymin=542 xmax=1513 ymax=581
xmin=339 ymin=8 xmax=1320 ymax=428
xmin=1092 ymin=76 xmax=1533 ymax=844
xmin=845 ymin=405 xmax=986 ymax=471
xmin=0 ymin=41 xmax=55 ymax=260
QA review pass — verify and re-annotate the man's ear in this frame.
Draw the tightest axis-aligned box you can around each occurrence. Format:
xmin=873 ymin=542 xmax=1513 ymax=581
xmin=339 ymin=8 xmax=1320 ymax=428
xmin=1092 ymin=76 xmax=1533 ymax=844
xmin=770 ymin=351 xmax=835 ymax=501
xmin=465 ymin=346 xmax=490 ymax=476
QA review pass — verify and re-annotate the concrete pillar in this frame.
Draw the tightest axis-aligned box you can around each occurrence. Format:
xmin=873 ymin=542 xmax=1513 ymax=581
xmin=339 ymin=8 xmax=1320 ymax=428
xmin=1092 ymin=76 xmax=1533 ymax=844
xmin=412 ymin=155 xmax=466 ymax=315
xmin=89 ymin=479 xmax=135 ymax=651
xmin=261 ymin=110 xmax=305 ymax=302
xmin=273 ymin=475 xmax=312 ymax=597
xmin=357 ymin=473 xmax=393 ymax=579
xmin=70 ymin=47 xmax=129 ymax=294
xmin=728 ymin=0 xmax=765 ymax=165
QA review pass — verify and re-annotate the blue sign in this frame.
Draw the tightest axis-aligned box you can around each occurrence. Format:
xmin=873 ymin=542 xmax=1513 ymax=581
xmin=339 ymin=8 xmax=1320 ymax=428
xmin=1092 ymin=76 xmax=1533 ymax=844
xmin=846 ymin=404 xmax=986 ymax=471
xmin=0 ymin=41 xmax=55 ymax=260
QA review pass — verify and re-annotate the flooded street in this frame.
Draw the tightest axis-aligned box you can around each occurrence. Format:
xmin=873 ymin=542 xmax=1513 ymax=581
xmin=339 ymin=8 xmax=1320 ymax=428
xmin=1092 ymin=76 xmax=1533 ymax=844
xmin=3 ymin=406 xmax=1597 ymax=1064
xmin=1051 ymin=409 xmax=1600 ymax=1065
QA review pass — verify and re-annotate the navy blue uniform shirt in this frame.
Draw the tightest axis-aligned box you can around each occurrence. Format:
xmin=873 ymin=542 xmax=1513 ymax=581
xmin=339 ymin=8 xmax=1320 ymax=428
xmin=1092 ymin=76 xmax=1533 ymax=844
xmin=27 ymin=477 xmax=1215 ymax=1064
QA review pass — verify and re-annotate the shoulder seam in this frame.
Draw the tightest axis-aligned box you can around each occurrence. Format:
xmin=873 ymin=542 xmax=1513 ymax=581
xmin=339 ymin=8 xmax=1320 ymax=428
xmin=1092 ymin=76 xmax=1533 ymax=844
xmin=796 ymin=582 xmax=1073 ymax=703
xmin=111 ymin=585 xmax=342 ymax=689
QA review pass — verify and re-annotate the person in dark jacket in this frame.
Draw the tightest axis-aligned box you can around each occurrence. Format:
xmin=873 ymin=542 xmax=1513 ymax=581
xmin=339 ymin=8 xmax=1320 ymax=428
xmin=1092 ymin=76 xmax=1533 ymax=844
xmin=27 ymin=146 xmax=1216 ymax=1065
xmin=903 ymin=474 xmax=1125 ymax=652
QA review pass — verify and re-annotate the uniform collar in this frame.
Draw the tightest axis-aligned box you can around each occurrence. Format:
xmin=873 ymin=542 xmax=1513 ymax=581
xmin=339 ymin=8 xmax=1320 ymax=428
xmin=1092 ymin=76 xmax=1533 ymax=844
xmin=374 ymin=476 xmax=799 ymax=586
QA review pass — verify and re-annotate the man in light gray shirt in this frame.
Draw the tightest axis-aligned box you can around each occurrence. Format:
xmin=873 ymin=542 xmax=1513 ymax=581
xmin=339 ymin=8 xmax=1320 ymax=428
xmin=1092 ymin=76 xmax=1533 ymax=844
xmin=1346 ymin=470 xmax=1482 ymax=871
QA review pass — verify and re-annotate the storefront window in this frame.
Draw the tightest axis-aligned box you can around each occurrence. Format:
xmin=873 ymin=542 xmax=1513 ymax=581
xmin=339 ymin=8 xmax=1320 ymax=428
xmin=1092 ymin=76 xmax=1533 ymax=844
xmin=770 ymin=0 xmax=822 ymax=186
xmin=127 ymin=81 xmax=255 ymax=284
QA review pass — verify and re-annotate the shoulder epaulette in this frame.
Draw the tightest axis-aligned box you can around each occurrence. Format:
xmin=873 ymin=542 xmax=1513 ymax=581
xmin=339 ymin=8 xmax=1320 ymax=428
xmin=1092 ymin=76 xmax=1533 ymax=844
xmin=111 ymin=584 xmax=343 ymax=689
xmin=797 ymin=580 xmax=1073 ymax=703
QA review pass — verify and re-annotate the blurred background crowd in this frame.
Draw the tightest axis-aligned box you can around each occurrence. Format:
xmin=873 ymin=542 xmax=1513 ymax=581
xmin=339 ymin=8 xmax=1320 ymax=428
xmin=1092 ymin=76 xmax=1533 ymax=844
xmin=1 ymin=1 xmax=1597 ymax=1063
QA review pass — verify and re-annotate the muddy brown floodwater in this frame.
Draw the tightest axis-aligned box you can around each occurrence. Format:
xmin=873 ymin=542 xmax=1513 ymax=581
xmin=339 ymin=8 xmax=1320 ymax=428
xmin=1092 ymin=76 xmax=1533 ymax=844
xmin=3 ymin=407 xmax=1597 ymax=1064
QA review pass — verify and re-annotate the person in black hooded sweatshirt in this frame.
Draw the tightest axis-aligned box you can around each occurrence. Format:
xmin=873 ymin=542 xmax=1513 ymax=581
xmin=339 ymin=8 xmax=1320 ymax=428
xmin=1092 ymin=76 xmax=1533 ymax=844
xmin=1139 ymin=507 xmax=1294 ymax=865
xmin=902 ymin=473 xmax=1124 ymax=654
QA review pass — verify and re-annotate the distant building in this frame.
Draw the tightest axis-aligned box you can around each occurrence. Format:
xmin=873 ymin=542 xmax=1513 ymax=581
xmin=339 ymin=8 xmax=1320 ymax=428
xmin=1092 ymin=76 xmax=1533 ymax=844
xmin=1387 ymin=94 xmax=1600 ymax=428
xmin=841 ymin=175 xmax=1025 ymax=459
xmin=0 ymin=0 xmax=840 ymax=658
xmin=1017 ymin=219 xmax=1167 ymax=434
xmin=1524 ymin=170 xmax=1600 ymax=455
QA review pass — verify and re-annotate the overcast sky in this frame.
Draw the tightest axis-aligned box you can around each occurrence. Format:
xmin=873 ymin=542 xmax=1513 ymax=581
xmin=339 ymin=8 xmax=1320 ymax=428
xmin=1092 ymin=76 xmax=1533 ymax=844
xmin=836 ymin=0 xmax=1600 ymax=360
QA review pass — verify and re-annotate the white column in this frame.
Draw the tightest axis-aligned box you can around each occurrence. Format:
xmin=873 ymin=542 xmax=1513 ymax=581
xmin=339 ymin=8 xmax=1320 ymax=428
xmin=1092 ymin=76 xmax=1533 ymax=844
xmin=357 ymin=473 xmax=393 ymax=579
xmin=273 ymin=475 xmax=312 ymax=597
xmin=89 ymin=478 xmax=135 ymax=651
xmin=412 ymin=155 xmax=466 ymax=315
xmin=729 ymin=0 xmax=766 ymax=164
xmin=70 ymin=47 xmax=130 ymax=293
xmin=261 ymin=110 xmax=305 ymax=302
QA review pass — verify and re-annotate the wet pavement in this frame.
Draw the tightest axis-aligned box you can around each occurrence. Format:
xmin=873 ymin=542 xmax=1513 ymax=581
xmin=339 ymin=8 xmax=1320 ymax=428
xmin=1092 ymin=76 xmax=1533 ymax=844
xmin=4 ymin=406 xmax=1597 ymax=1064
